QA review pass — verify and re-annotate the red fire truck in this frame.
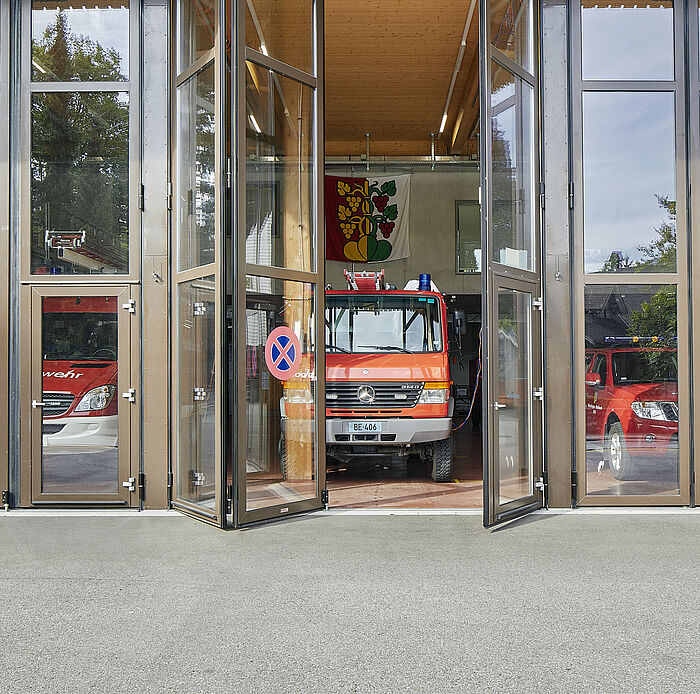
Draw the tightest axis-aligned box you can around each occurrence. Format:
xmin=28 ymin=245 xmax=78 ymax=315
xmin=324 ymin=271 xmax=454 ymax=481
xmin=41 ymin=296 xmax=118 ymax=448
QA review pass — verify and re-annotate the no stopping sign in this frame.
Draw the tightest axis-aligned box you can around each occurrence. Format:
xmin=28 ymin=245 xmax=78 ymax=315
xmin=264 ymin=326 xmax=301 ymax=380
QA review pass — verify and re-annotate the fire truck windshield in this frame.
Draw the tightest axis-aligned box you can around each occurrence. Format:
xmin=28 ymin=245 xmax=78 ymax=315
xmin=43 ymin=312 xmax=118 ymax=361
xmin=325 ymin=295 xmax=443 ymax=354
xmin=611 ymin=350 xmax=678 ymax=386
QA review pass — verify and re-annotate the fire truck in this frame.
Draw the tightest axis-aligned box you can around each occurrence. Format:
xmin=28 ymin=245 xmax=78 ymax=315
xmin=41 ymin=296 xmax=119 ymax=448
xmin=324 ymin=270 xmax=455 ymax=481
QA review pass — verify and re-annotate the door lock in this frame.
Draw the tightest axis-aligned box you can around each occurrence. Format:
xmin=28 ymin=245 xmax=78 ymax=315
xmin=32 ymin=400 xmax=46 ymax=408
xmin=122 ymin=477 xmax=136 ymax=492
xmin=122 ymin=388 xmax=136 ymax=402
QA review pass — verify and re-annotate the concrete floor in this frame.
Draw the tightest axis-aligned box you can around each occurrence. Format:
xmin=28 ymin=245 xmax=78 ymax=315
xmin=3 ymin=511 xmax=700 ymax=693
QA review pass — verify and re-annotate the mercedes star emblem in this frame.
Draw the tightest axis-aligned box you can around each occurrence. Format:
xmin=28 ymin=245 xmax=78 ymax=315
xmin=357 ymin=385 xmax=375 ymax=404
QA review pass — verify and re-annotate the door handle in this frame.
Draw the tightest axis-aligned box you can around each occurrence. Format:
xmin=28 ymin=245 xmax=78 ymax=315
xmin=493 ymin=402 xmax=506 ymax=410
xmin=32 ymin=400 xmax=46 ymax=408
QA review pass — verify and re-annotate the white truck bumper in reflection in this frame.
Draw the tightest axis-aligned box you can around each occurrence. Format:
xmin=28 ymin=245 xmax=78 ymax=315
xmin=42 ymin=415 xmax=118 ymax=447
xmin=326 ymin=418 xmax=452 ymax=445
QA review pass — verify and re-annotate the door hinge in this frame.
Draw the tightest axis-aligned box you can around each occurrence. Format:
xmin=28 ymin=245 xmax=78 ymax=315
xmin=226 ymin=157 xmax=232 ymax=189
xmin=166 ymin=182 xmax=173 ymax=210
xmin=138 ymin=472 xmax=145 ymax=501
xmin=533 ymin=297 xmax=543 ymax=311
xmin=321 ymin=488 xmax=329 ymax=507
xmin=167 ymin=471 xmax=173 ymax=489
xmin=568 ymin=182 xmax=574 ymax=209
xmin=122 ymin=388 xmax=136 ymax=402
xmin=192 ymin=471 xmax=206 ymax=486
xmin=2 ymin=490 xmax=10 ymax=510
xmin=535 ymin=476 xmax=545 ymax=492
xmin=571 ymin=470 xmax=578 ymax=506
xmin=122 ymin=477 xmax=136 ymax=492
xmin=539 ymin=183 xmax=545 ymax=210
xmin=138 ymin=183 xmax=145 ymax=211
xmin=193 ymin=387 xmax=207 ymax=401
xmin=533 ymin=387 xmax=544 ymax=401
xmin=122 ymin=298 xmax=136 ymax=314
xmin=193 ymin=301 xmax=207 ymax=316
xmin=227 ymin=484 xmax=233 ymax=514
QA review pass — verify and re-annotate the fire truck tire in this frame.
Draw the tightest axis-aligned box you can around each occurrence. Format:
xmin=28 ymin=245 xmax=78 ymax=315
xmin=279 ymin=434 xmax=293 ymax=481
xmin=607 ymin=421 xmax=635 ymax=480
xmin=431 ymin=435 xmax=454 ymax=482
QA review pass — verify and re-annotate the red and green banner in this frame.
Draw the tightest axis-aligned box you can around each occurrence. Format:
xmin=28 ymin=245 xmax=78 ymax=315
xmin=325 ymin=174 xmax=410 ymax=262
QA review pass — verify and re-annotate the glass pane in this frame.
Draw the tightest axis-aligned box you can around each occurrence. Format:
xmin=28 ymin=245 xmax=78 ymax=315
xmin=245 ymin=276 xmax=317 ymax=511
xmin=41 ymin=296 xmax=119 ymax=494
xmin=246 ymin=0 xmax=313 ymax=75
xmin=584 ymin=285 xmax=679 ymax=496
xmin=583 ymin=92 xmax=676 ymax=274
xmin=32 ymin=2 xmax=129 ymax=82
xmin=31 ymin=92 xmax=129 ymax=275
xmin=176 ymin=277 xmax=217 ymax=508
xmin=491 ymin=65 xmax=536 ymax=271
xmin=456 ymin=201 xmax=481 ymax=273
xmin=581 ymin=2 xmax=674 ymax=81
xmin=490 ymin=0 xmax=533 ymax=73
xmin=246 ymin=62 xmax=314 ymax=272
xmin=176 ymin=63 xmax=215 ymax=271
xmin=177 ymin=0 xmax=215 ymax=74
xmin=496 ymin=288 xmax=533 ymax=504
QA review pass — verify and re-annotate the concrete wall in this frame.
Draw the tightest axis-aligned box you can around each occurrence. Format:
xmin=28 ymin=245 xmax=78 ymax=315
xmin=324 ymin=167 xmax=482 ymax=296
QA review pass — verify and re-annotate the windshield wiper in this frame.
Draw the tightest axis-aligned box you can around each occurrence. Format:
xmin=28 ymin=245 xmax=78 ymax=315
xmin=359 ymin=344 xmax=413 ymax=354
xmin=325 ymin=343 xmax=351 ymax=353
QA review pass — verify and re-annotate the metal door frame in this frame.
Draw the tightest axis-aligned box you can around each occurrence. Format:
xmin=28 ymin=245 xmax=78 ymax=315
xmin=231 ymin=0 xmax=326 ymax=526
xmin=23 ymin=284 xmax=138 ymax=505
xmin=480 ymin=0 xmax=545 ymax=526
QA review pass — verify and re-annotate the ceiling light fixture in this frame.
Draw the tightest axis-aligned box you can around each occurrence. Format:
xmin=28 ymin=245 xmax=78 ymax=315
xmin=249 ymin=114 xmax=262 ymax=134
xmin=439 ymin=113 xmax=448 ymax=134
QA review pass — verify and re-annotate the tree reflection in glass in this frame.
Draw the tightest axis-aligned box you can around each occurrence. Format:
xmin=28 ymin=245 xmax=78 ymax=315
xmin=32 ymin=4 xmax=129 ymax=82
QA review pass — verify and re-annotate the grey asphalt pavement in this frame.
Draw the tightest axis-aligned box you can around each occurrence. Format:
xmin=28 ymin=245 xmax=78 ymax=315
xmin=2 ymin=511 xmax=700 ymax=693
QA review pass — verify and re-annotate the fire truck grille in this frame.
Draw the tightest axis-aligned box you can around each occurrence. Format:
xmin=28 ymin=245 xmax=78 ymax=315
xmin=42 ymin=393 xmax=75 ymax=417
xmin=326 ymin=382 xmax=423 ymax=409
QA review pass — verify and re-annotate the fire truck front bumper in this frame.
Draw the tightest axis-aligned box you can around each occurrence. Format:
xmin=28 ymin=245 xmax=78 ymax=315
xmin=325 ymin=418 xmax=452 ymax=445
xmin=42 ymin=415 xmax=118 ymax=448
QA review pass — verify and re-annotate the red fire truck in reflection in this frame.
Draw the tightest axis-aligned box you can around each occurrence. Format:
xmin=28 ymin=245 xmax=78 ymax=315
xmin=323 ymin=270 xmax=455 ymax=481
xmin=41 ymin=296 xmax=118 ymax=447
xmin=585 ymin=339 xmax=678 ymax=480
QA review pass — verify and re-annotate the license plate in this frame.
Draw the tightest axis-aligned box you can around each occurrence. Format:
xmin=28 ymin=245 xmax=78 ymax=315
xmin=348 ymin=421 xmax=383 ymax=433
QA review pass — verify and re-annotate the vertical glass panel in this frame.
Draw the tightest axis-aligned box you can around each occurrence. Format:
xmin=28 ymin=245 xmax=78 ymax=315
xmin=176 ymin=277 xmax=217 ymax=508
xmin=246 ymin=62 xmax=314 ymax=273
xmin=31 ymin=92 xmax=129 ymax=275
xmin=177 ymin=0 xmax=215 ymax=74
xmin=496 ymin=288 xmax=533 ymax=504
xmin=583 ymin=92 xmax=676 ymax=274
xmin=584 ymin=285 xmax=679 ymax=496
xmin=41 ymin=296 xmax=119 ymax=494
xmin=245 ymin=0 xmax=313 ymax=75
xmin=490 ymin=0 xmax=533 ymax=73
xmin=491 ymin=65 xmax=535 ymax=271
xmin=245 ymin=276 xmax=317 ymax=511
xmin=581 ymin=2 xmax=674 ymax=81
xmin=31 ymin=2 xmax=130 ymax=82
xmin=176 ymin=63 xmax=216 ymax=271
xmin=456 ymin=201 xmax=481 ymax=273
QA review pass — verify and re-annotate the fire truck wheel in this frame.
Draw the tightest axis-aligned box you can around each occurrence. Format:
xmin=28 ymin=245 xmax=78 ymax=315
xmin=431 ymin=435 xmax=454 ymax=482
xmin=607 ymin=421 xmax=635 ymax=480
xmin=279 ymin=434 xmax=293 ymax=481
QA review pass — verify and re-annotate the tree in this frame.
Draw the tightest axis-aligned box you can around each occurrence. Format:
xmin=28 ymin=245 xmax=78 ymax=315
xmin=635 ymin=195 xmax=677 ymax=273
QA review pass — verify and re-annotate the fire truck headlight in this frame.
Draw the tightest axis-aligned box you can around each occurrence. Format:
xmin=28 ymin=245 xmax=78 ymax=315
xmin=75 ymin=385 xmax=116 ymax=412
xmin=419 ymin=382 xmax=450 ymax=404
xmin=631 ymin=401 xmax=671 ymax=421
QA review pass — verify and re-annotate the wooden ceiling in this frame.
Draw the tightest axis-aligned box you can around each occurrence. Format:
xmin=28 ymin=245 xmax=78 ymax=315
xmin=325 ymin=0 xmax=480 ymax=157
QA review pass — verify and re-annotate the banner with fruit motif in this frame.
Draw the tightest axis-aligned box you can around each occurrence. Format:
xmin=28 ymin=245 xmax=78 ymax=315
xmin=325 ymin=175 xmax=410 ymax=262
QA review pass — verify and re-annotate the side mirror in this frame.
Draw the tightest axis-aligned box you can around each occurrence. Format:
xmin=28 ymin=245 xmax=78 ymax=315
xmin=585 ymin=372 xmax=602 ymax=387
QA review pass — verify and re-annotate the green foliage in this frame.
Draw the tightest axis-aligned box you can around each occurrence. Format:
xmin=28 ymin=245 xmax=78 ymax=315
xmin=628 ymin=287 xmax=677 ymax=345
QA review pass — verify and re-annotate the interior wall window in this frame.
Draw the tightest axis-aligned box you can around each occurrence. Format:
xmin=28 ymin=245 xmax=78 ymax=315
xmin=30 ymin=91 xmax=129 ymax=275
xmin=456 ymin=200 xmax=481 ymax=273
xmin=175 ymin=62 xmax=216 ymax=271
xmin=489 ymin=0 xmax=533 ymax=73
xmin=31 ymin=1 xmax=130 ymax=82
xmin=177 ymin=0 xmax=215 ymax=74
xmin=581 ymin=1 xmax=674 ymax=81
